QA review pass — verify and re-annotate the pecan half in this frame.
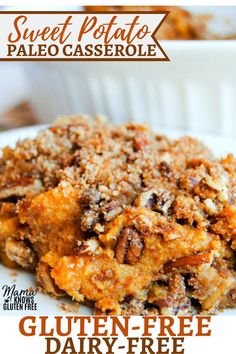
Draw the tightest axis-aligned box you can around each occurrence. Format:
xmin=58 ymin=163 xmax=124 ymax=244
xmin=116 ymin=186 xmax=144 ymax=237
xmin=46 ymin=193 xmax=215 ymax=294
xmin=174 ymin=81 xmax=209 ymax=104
xmin=164 ymin=252 xmax=212 ymax=273
xmin=115 ymin=227 xmax=143 ymax=265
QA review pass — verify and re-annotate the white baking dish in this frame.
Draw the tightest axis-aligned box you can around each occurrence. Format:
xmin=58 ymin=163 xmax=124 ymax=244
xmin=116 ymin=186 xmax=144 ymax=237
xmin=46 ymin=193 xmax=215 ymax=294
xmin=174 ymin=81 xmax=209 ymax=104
xmin=24 ymin=40 xmax=236 ymax=137
xmin=19 ymin=7 xmax=236 ymax=137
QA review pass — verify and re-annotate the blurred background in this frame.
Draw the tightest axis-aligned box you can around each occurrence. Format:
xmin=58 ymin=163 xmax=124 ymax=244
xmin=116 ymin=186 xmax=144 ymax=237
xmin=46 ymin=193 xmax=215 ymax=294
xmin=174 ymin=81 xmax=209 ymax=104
xmin=0 ymin=6 xmax=236 ymax=137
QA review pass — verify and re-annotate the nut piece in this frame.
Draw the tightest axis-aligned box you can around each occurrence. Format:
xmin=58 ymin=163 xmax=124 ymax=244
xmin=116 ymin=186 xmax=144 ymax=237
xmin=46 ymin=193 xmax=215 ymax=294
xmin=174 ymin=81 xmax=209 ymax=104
xmin=207 ymin=174 xmax=229 ymax=202
xmin=100 ymin=200 xmax=123 ymax=222
xmin=80 ymin=188 xmax=101 ymax=208
xmin=76 ymin=238 xmax=100 ymax=255
xmin=115 ymin=227 xmax=143 ymax=265
xmin=80 ymin=210 xmax=98 ymax=232
xmin=148 ymin=274 xmax=192 ymax=315
xmin=0 ymin=248 xmax=18 ymax=268
xmin=36 ymin=262 xmax=65 ymax=297
xmin=5 ymin=238 xmax=37 ymax=270
xmin=134 ymin=188 xmax=174 ymax=214
xmin=204 ymin=198 xmax=218 ymax=215
xmin=0 ymin=178 xmax=43 ymax=199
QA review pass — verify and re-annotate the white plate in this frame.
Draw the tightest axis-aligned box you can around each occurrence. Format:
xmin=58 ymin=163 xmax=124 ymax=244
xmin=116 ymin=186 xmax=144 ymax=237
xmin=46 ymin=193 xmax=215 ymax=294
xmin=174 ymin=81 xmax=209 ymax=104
xmin=0 ymin=125 xmax=235 ymax=316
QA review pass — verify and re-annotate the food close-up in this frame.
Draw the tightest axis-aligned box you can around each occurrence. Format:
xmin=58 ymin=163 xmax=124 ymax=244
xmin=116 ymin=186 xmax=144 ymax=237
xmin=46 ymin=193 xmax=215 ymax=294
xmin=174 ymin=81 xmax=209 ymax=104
xmin=1 ymin=4 xmax=236 ymax=354
xmin=0 ymin=116 xmax=236 ymax=315
xmin=0 ymin=5 xmax=236 ymax=320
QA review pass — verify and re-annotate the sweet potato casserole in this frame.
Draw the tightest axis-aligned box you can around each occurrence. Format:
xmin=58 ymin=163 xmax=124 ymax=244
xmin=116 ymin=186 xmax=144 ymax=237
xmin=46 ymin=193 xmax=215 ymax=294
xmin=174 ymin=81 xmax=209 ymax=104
xmin=0 ymin=116 xmax=236 ymax=315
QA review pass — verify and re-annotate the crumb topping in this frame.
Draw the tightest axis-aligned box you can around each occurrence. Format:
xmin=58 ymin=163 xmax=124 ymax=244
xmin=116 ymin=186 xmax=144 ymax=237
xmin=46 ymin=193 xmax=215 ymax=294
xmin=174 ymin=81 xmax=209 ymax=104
xmin=0 ymin=115 xmax=235 ymax=315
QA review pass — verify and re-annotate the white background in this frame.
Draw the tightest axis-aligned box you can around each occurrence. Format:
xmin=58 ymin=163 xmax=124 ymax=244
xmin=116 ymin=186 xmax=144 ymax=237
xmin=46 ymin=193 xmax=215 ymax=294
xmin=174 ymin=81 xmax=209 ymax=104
xmin=0 ymin=0 xmax=236 ymax=6
xmin=1 ymin=316 xmax=235 ymax=354
xmin=0 ymin=2 xmax=235 ymax=353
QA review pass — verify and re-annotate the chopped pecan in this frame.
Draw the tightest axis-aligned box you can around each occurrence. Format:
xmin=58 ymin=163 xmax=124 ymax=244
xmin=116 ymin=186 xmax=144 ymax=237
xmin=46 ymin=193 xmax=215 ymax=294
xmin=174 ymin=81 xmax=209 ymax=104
xmin=100 ymin=200 xmax=123 ymax=222
xmin=205 ymin=175 xmax=229 ymax=203
xmin=0 ymin=178 xmax=43 ymax=199
xmin=232 ymin=240 xmax=236 ymax=251
xmin=148 ymin=274 xmax=192 ymax=315
xmin=188 ymin=266 xmax=236 ymax=311
xmin=204 ymin=198 xmax=218 ymax=215
xmin=76 ymin=239 xmax=100 ymax=255
xmin=115 ymin=227 xmax=143 ymax=265
xmin=36 ymin=262 xmax=65 ymax=297
xmin=173 ymin=195 xmax=208 ymax=228
xmin=121 ymin=297 xmax=159 ymax=316
xmin=80 ymin=210 xmax=98 ymax=232
xmin=134 ymin=188 xmax=174 ymax=214
xmin=193 ymin=174 xmax=229 ymax=203
xmin=164 ymin=253 xmax=212 ymax=273
xmin=80 ymin=188 xmax=101 ymax=208
xmin=159 ymin=161 xmax=173 ymax=180
xmin=5 ymin=238 xmax=37 ymax=270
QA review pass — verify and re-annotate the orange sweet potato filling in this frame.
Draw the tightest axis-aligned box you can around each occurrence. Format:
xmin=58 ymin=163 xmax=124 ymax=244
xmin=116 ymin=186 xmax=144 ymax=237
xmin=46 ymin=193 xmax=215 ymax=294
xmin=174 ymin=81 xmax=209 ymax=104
xmin=43 ymin=207 xmax=229 ymax=314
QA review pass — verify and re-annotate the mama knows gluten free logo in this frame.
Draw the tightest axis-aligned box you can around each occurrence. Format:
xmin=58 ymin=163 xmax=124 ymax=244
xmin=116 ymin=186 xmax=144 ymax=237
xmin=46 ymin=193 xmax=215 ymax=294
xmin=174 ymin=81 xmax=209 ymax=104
xmin=2 ymin=284 xmax=37 ymax=311
xmin=0 ymin=11 xmax=169 ymax=61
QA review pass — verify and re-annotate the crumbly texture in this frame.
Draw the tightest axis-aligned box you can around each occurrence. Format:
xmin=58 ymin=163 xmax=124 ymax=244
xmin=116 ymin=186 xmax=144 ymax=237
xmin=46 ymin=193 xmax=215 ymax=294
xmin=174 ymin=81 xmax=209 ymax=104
xmin=0 ymin=116 xmax=235 ymax=315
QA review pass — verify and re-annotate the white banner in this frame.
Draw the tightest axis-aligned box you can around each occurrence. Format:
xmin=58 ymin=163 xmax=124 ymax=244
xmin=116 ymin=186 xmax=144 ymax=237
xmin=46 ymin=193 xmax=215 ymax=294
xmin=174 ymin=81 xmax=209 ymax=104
xmin=0 ymin=315 xmax=235 ymax=354
xmin=0 ymin=12 xmax=169 ymax=61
